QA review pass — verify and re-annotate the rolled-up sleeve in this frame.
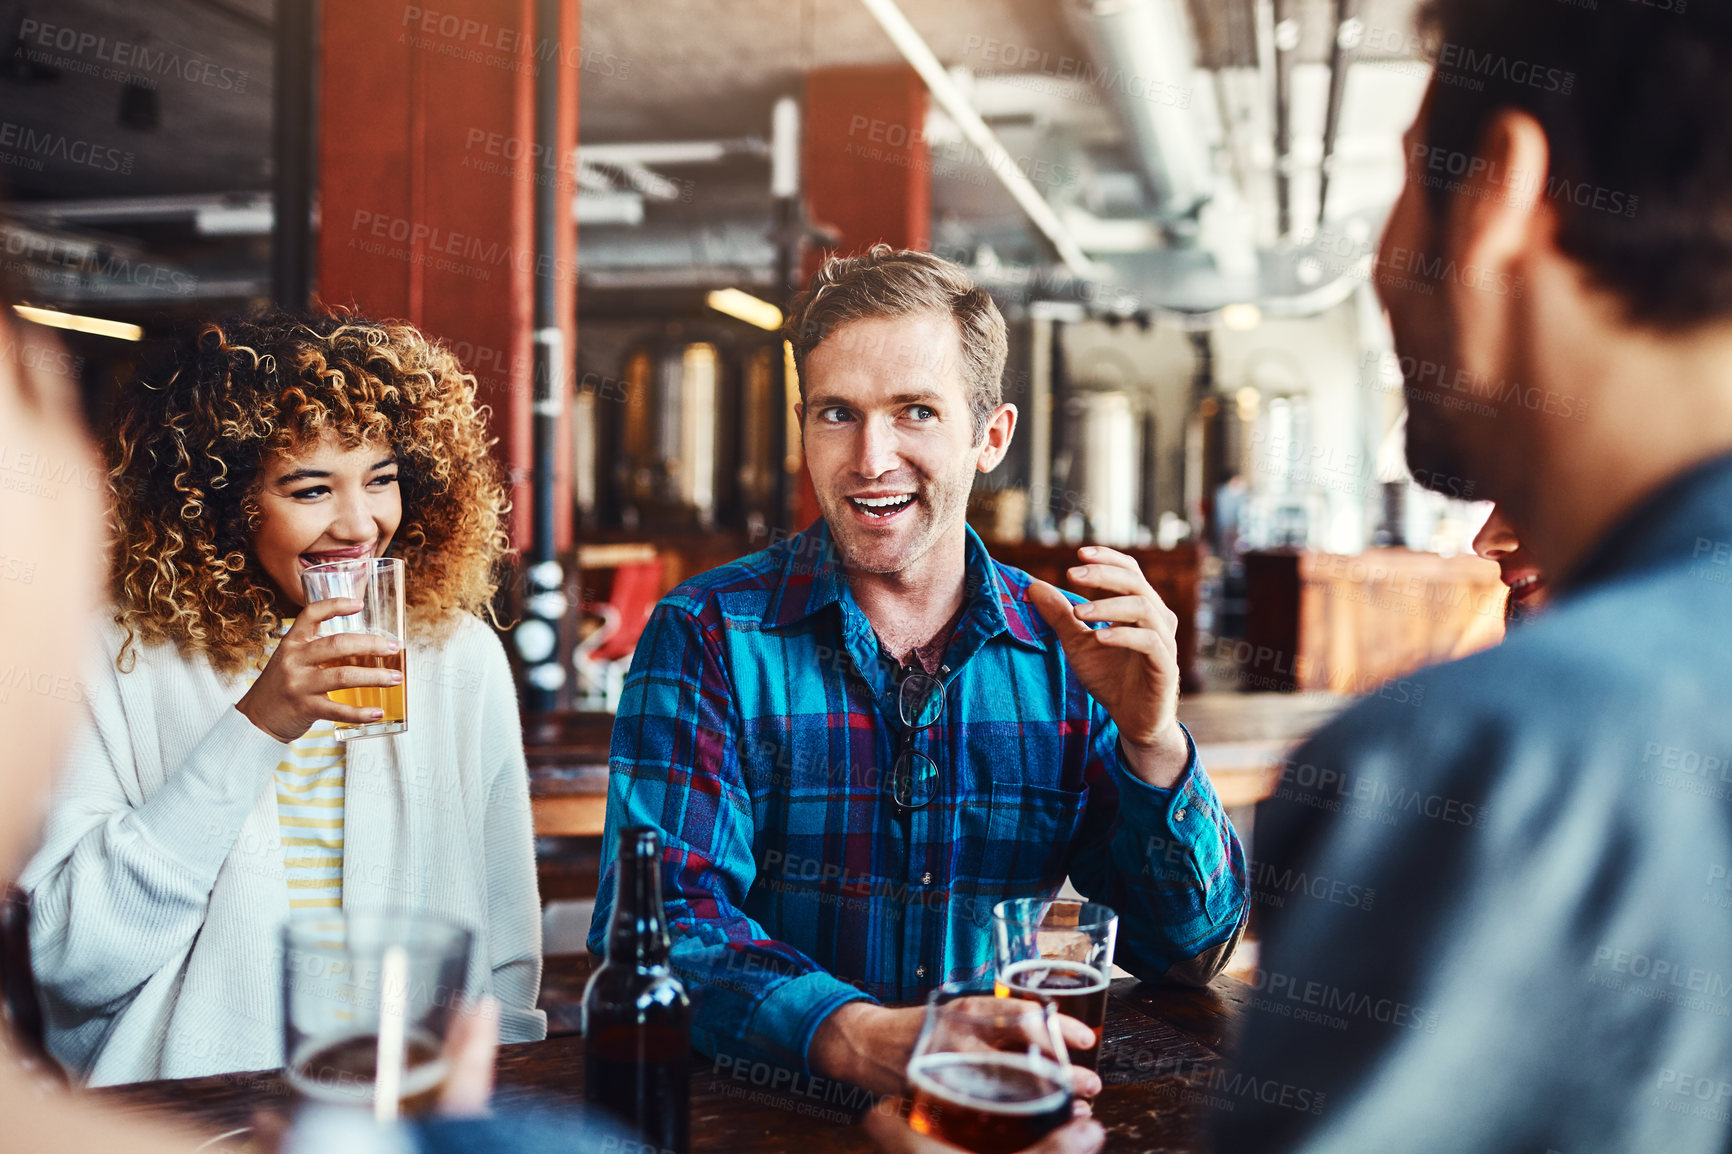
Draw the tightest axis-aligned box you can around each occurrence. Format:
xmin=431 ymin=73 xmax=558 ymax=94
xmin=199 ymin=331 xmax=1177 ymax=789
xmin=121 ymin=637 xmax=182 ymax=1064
xmin=1066 ymin=711 xmax=1250 ymax=985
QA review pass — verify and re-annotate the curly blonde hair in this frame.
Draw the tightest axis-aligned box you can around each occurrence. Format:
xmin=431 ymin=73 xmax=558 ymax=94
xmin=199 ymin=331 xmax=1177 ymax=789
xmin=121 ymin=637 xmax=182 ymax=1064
xmin=108 ymin=310 xmax=512 ymax=674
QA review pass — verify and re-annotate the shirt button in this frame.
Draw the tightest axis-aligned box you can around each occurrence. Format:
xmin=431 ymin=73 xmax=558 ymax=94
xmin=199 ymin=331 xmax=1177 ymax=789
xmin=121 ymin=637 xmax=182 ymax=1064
xmin=921 ymin=871 xmax=933 ymax=885
xmin=1175 ymin=807 xmax=1189 ymax=822
xmin=916 ymin=964 xmax=928 ymax=979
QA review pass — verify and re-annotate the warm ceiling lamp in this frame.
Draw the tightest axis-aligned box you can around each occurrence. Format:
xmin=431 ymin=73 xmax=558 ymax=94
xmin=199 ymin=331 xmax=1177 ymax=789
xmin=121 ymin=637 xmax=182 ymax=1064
xmin=13 ymin=304 xmax=143 ymax=341
xmin=1220 ymin=303 xmax=1262 ymax=332
xmin=707 ymin=288 xmax=783 ymax=331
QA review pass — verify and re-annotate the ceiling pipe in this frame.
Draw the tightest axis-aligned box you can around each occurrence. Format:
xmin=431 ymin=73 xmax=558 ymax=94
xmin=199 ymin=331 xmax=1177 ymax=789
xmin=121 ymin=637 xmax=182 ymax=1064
xmin=518 ymin=0 xmax=568 ymax=710
xmin=13 ymin=193 xmax=271 ymax=223
xmin=270 ymin=0 xmax=315 ymax=308
xmin=1317 ymin=0 xmax=1361 ymax=225
xmin=579 ymin=139 xmax=767 ymax=166
xmin=1272 ymin=0 xmax=1297 ymax=240
xmin=856 ymin=0 xmax=1101 ymax=278
xmin=1068 ymin=0 xmax=1213 ymax=222
xmin=770 ymin=95 xmax=802 ymax=306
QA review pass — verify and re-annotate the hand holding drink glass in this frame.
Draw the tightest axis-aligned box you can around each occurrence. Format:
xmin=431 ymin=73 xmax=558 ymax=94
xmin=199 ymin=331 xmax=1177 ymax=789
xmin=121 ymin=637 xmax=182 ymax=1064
xmin=905 ymin=985 xmax=1077 ymax=1154
xmin=992 ymin=900 xmax=1118 ymax=1071
xmin=299 ymin=556 xmax=408 ymax=740
xmin=237 ymin=556 xmax=407 ymax=743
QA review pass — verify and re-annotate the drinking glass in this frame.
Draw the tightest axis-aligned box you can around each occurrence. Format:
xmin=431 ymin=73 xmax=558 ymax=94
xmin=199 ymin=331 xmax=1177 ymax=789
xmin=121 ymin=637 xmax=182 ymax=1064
xmin=992 ymin=899 xmax=1118 ymax=1070
xmin=906 ymin=984 xmax=1074 ymax=1154
xmin=282 ymin=912 xmax=471 ymax=1120
xmin=299 ymin=556 xmax=407 ymax=740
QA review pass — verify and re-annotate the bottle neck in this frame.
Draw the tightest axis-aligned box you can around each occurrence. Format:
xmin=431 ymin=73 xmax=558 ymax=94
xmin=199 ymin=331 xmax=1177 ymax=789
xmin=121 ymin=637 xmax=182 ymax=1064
xmin=607 ymin=844 xmax=670 ymax=969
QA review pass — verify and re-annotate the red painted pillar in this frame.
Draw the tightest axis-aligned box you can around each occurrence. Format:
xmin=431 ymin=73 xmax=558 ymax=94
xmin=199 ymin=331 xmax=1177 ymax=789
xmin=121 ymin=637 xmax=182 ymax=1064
xmin=793 ymin=65 xmax=931 ymax=531
xmin=802 ymin=66 xmax=932 ymax=269
xmin=317 ymin=0 xmax=578 ymax=551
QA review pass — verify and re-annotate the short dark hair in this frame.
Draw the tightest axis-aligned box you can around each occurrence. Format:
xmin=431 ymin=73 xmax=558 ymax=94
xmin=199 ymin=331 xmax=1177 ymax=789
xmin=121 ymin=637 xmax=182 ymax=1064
xmin=783 ymin=245 xmax=1007 ymax=443
xmin=1420 ymin=0 xmax=1732 ymax=328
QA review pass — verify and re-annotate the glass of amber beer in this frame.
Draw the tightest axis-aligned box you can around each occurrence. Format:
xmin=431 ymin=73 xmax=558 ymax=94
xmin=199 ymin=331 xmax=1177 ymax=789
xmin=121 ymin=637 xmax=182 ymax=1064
xmin=907 ymin=985 xmax=1074 ymax=1154
xmin=282 ymin=912 xmax=472 ymax=1120
xmin=992 ymin=899 xmax=1118 ymax=1071
xmin=300 ymin=556 xmax=407 ymax=740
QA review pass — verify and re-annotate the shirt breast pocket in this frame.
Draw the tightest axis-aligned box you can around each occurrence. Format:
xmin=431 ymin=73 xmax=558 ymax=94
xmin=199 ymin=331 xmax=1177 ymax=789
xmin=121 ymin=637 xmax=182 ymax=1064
xmin=960 ymin=781 xmax=1086 ymax=916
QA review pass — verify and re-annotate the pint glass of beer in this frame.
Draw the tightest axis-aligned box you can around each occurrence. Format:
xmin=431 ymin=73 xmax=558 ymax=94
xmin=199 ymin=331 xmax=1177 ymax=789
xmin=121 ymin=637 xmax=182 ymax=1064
xmin=282 ymin=912 xmax=472 ymax=1120
xmin=906 ymin=985 xmax=1074 ymax=1154
xmin=300 ymin=556 xmax=407 ymax=740
xmin=992 ymin=899 xmax=1118 ymax=1070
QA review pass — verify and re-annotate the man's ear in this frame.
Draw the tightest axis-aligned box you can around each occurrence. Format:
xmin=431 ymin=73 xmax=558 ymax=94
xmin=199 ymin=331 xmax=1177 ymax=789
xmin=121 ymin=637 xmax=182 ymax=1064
xmin=1449 ymin=109 xmax=1551 ymax=268
xmin=976 ymin=403 xmax=1018 ymax=473
xmin=1444 ymin=110 xmax=1552 ymax=373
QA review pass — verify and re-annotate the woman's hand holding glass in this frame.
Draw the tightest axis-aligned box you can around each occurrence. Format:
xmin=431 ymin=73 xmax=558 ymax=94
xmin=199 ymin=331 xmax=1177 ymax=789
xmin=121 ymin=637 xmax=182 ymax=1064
xmin=235 ymin=597 xmax=403 ymax=742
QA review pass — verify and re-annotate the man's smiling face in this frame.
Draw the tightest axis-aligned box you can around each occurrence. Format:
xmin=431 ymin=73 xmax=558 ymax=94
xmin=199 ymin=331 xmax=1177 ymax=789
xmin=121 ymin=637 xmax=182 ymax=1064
xmin=799 ymin=312 xmax=994 ymax=577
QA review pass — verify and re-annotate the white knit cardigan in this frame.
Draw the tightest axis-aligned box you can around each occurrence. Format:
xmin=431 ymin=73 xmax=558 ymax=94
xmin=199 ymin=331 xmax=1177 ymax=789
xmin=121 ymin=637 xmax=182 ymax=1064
xmin=20 ymin=611 xmax=546 ymax=1086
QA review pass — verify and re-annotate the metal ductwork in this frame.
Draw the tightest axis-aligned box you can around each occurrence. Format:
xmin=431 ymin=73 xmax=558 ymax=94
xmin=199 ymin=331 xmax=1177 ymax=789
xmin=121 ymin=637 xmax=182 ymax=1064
xmin=1069 ymin=0 xmax=1214 ymax=223
xmin=958 ymin=202 xmax=1384 ymax=322
xmin=577 ymin=221 xmax=777 ymax=290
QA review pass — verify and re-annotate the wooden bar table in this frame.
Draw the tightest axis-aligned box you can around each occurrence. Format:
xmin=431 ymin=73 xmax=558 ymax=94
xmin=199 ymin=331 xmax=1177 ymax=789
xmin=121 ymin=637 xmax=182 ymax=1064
xmin=97 ymin=954 xmax=1248 ymax=1153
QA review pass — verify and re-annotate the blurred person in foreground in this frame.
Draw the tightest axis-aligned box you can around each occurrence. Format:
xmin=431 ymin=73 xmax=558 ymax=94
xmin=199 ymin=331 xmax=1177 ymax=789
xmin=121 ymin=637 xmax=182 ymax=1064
xmin=0 ymin=285 xmax=205 ymax=1152
xmin=20 ymin=311 xmax=546 ymax=1086
xmin=1216 ymin=1 xmax=1732 ymax=1150
xmin=591 ymin=246 xmax=1248 ymax=1116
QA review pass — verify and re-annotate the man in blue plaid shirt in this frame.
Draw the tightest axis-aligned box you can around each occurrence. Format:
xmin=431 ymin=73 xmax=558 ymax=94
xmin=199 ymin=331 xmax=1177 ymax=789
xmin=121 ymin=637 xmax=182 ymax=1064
xmin=590 ymin=247 xmax=1248 ymax=1102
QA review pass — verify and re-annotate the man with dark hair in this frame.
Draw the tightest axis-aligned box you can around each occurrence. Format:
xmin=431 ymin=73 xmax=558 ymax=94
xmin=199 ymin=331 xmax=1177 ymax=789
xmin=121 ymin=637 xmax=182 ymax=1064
xmin=591 ymin=245 xmax=1248 ymax=1101
xmin=1216 ymin=3 xmax=1732 ymax=1148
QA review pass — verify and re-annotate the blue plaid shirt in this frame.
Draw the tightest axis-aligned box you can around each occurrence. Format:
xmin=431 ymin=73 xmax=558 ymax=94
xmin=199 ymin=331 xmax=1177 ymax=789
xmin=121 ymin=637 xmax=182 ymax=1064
xmin=589 ymin=522 xmax=1248 ymax=1072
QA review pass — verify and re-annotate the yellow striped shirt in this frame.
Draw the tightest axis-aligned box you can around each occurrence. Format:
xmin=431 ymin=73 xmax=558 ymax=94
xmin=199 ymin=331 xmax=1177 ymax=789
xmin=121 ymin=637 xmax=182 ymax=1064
xmin=253 ymin=624 xmax=345 ymax=918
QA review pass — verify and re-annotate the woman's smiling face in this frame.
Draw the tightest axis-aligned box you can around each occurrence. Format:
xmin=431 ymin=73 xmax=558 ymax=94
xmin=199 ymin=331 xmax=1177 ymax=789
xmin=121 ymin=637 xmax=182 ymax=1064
xmin=250 ymin=428 xmax=402 ymax=613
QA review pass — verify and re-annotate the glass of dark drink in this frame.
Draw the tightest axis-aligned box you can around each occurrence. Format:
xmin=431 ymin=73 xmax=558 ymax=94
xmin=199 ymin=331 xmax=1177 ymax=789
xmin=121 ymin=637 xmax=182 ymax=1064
xmin=281 ymin=912 xmax=472 ymax=1120
xmin=906 ymin=984 xmax=1075 ymax=1154
xmin=992 ymin=899 xmax=1118 ymax=1070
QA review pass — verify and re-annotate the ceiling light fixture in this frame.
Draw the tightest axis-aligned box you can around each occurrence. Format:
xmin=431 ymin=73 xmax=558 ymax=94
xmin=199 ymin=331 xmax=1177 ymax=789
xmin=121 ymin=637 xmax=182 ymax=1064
xmin=1220 ymin=303 xmax=1262 ymax=332
xmin=707 ymin=288 xmax=783 ymax=331
xmin=13 ymin=304 xmax=143 ymax=341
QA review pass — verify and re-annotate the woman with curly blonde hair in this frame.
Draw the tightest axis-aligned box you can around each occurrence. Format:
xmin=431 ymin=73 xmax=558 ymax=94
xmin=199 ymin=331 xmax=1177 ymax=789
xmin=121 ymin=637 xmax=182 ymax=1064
xmin=21 ymin=310 xmax=546 ymax=1086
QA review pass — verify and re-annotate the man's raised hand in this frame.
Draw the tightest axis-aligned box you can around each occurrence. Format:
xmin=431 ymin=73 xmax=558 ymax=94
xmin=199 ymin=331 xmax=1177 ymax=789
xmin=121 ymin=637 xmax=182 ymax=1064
xmin=1027 ymin=546 xmax=1190 ymax=788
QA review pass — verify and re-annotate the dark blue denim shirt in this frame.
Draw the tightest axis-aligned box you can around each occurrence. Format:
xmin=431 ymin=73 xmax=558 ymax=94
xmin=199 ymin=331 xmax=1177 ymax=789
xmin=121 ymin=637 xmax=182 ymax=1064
xmin=1216 ymin=452 xmax=1732 ymax=1151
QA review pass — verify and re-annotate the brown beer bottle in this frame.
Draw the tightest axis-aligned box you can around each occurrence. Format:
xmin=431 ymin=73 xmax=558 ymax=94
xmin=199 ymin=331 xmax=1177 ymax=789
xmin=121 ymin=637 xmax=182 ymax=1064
xmin=583 ymin=827 xmax=691 ymax=1154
